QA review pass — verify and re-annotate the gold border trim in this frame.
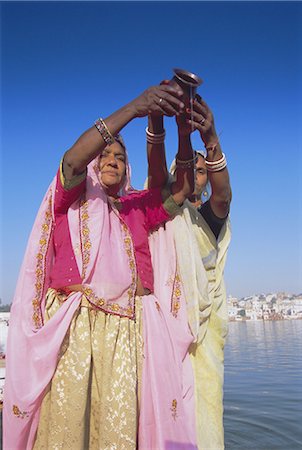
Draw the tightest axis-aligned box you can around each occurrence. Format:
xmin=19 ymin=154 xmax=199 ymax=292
xmin=171 ymin=273 xmax=181 ymax=318
xmin=32 ymin=192 xmax=53 ymax=329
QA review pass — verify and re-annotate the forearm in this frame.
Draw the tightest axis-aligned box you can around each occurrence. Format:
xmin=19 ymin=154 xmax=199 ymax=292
xmin=206 ymin=142 xmax=232 ymax=217
xmin=64 ymin=102 xmax=137 ymax=177
xmin=146 ymin=115 xmax=168 ymax=188
xmin=171 ymin=132 xmax=195 ymax=204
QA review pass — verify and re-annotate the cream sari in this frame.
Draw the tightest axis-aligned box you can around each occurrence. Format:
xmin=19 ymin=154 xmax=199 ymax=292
xmin=170 ymin=201 xmax=231 ymax=450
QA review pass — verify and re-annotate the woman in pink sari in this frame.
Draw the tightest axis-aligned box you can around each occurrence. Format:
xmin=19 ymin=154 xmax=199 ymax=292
xmin=4 ymin=83 xmax=199 ymax=449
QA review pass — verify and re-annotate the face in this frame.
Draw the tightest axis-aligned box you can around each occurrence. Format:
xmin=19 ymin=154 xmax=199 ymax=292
xmin=194 ymin=155 xmax=207 ymax=197
xmin=99 ymin=142 xmax=126 ymax=195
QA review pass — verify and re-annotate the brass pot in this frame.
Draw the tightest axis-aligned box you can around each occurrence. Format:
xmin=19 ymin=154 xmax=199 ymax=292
xmin=169 ymin=68 xmax=203 ymax=105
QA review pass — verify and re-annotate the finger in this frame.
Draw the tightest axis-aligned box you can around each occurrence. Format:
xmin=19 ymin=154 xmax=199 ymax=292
xmin=195 ymin=97 xmax=212 ymax=116
xmin=160 ymin=79 xmax=170 ymax=86
xmin=158 ymin=91 xmax=185 ymax=111
xmin=185 ymin=108 xmax=206 ymax=125
xmin=148 ymin=97 xmax=178 ymax=117
xmin=192 ymin=99 xmax=208 ymax=116
xmin=187 ymin=119 xmax=203 ymax=132
xmin=159 ymin=84 xmax=184 ymax=99
xmin=156 ymin=98 xmax=179 ymax=116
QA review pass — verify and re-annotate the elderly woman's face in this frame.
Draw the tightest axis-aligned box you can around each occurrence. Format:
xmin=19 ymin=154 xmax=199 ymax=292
xmin=99 ymin=142 xmax=126 ymax=192
xmin=194 ymin=155 xmax=207 ymax=196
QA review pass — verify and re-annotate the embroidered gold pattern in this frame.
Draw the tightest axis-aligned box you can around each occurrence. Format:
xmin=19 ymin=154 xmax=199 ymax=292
xmin=13 ymin=404 xmax=29 ymax=419
xmin=80 ymin=218 xmax=136 ymax=319
xmin=121 ymin=223 xmax=137 ymax=310
xmin=170 ymin=399 xmax=178 ymax=420
xmin=79 ymin=197 xmax=91 ymax=280
xmin=79 ymin=167 xmax=136 ymax=317
xmin=33 ymin=292 xmax=144 ymax=449
xmin=32 ymin=193 xmax=53 ymax=329
xmin=171 ymin=273 xmax=181 ymax=318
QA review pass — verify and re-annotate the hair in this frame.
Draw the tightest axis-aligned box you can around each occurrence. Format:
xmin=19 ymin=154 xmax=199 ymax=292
xmin=114 ymin=133 xmax=126 ymax=152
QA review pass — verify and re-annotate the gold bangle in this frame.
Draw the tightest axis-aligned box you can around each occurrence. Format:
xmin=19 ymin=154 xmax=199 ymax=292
xmin=176 ymin=154 xmax=198 ymax=164
xmin=94 ymin=118 xmax=115 ymax=146
xmin=176 ymin=154 xmax=198 ymax=168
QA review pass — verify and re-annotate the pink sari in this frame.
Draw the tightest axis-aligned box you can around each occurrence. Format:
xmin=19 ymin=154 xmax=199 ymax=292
xmin=4 ymin=158 xmax=197 ymax=450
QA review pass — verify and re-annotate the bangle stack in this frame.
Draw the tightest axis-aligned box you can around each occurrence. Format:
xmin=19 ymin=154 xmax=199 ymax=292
xmin=94 ymin=118 xmax=115 ymax=146
xmin=176 ymin=154 xmax=198 ymax=169
xmin=146 ymin=127 xmax=166 ymax=144
xmin=205 ymin=153 xmax=227 ymax=172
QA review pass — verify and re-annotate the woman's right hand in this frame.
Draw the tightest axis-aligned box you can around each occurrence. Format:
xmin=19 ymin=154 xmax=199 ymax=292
xmin=130 ymin=85 xmax=185 ymax=118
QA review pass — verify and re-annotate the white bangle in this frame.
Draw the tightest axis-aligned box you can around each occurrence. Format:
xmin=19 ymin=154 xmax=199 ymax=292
xmin=146 ymin=127 xmax=166 ymax=144
xmin=205 ymin=153 xmax=225 ymax=165
xmin=146 ymin=127 xmax=166 ymax=138
xmin=205 ymin=153 xmax=227 ymax=172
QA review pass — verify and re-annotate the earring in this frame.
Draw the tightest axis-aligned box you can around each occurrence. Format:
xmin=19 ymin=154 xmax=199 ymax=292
xmin=201 ymin=189 xmax=208 ymax=204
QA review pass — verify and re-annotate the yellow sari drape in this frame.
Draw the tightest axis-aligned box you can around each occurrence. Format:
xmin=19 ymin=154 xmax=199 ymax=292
xmin=171 ymin=201 xmax=231 ymax=450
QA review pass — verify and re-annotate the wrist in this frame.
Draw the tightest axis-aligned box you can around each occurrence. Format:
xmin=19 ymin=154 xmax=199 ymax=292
xmin=148 ymin=114 xmax=164 ymax=133
xmin=201 ymin=125 xmax=218 ymax=146
xmin=203 ymin=134 xmax=218 ymax=148
xmin=124 ymin=101 xmax=140 ymax=120
xmin=178 ymin=130 xmax=191 ymax=139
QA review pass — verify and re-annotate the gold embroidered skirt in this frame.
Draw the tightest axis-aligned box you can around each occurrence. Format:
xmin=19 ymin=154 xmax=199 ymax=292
xmin=33 ymin=289 xmax=143 ymax=450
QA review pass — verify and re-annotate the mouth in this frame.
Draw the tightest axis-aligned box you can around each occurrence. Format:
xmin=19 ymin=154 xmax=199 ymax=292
xmin=103 ymin=171 xmax=119 ymax=176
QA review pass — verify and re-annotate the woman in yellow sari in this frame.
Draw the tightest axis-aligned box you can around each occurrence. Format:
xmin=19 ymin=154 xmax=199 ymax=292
xmin=146 ymin=95 xmax=232 ymax=449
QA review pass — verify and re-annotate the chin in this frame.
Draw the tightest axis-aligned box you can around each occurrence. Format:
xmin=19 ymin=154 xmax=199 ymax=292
xmin=102 ymin=176 xmax=119 ymax=186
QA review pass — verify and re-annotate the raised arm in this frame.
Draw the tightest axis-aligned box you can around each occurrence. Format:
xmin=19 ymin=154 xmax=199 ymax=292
xmin=146 ymin=114 xmax=168 ymax=189
xmin=146 ymin=87 xmax=196 ymax=204
xmin=147 ymin=112 xmax=196 ymax=205
xmin=170 ymin=114 xmax=196 ymax=205
xmin=63 ymin=84 xmax=185 ymax=181
xmin=191 ymin=97 xmax=232 ymax=218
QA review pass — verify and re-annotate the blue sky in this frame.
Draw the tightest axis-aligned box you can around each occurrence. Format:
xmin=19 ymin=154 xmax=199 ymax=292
xmin=1 ymin=1 xmax=301 ymax=303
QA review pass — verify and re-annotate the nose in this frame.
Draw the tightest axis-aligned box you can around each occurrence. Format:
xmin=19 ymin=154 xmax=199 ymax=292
xmin=107 ymin=155 xmax=118 ymax=167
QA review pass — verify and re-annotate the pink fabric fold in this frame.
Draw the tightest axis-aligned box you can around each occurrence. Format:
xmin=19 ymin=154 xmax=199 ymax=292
xmin=139 ymin=224 xmax=198 ymax=449
xmin=139 ymin=294 xmax=197 ymax=450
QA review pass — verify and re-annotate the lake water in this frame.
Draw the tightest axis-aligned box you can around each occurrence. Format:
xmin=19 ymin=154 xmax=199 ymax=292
xmin=1 ymin=320 xmax=302 ymax=449
xmin=224 ymin=320 xmax=302 ymax=449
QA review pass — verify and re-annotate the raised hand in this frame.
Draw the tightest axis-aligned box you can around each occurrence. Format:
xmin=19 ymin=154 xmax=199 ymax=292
xmin=180 ymin=95 xmax=218 ymax=147
xmin=193 ymin=95 xmax=218 ymax=147
xmin=131 ymin=85 xmax=185 ymax=118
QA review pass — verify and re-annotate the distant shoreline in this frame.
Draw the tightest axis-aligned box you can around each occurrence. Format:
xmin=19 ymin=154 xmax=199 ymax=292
xmin=229 ymin=317 xmax=302 ymax=323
